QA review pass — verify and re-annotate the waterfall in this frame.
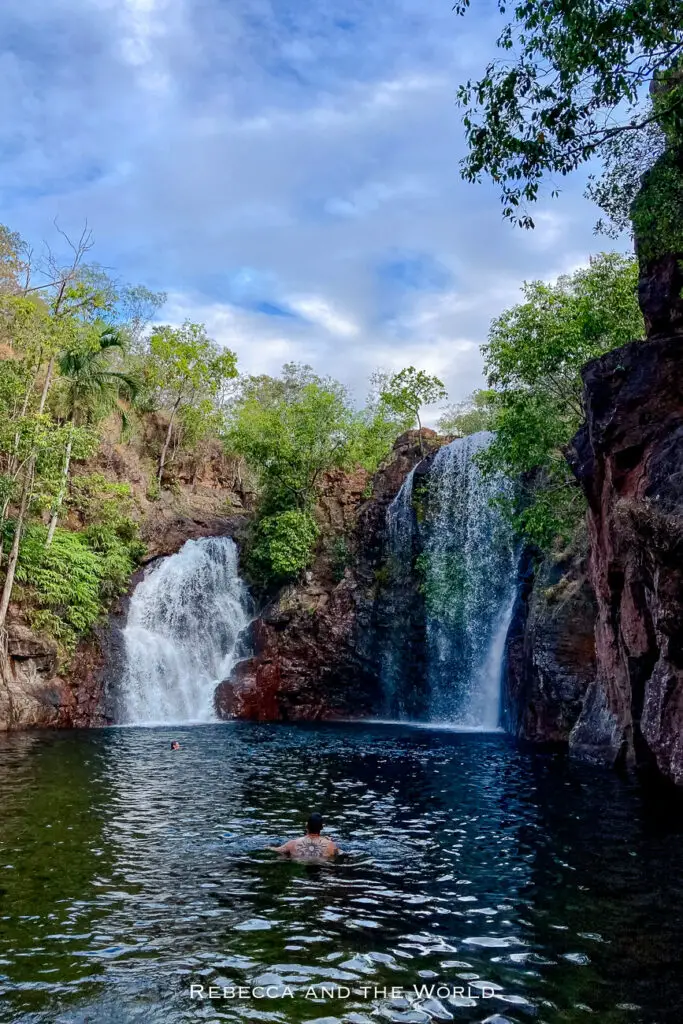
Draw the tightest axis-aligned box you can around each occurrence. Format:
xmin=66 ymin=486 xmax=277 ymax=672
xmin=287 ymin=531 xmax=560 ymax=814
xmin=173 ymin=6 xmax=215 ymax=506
xmin=422 ymin=433 xmax=516 ymax=727
xmin=118 ymin=537 xmax=251 ymax=725
xmin=380 ymin=468 xmax=422 ymax=718
xmin=380 ymin=432 xmax=516 ymax=728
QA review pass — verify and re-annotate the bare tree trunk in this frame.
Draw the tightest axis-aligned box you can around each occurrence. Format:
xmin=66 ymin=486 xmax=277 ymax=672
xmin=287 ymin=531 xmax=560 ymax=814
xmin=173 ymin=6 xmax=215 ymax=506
xmin=45 ymin=428 xmax=73 ymax=547
xmin=0 ymin=461 xmax=33 ymax=632
xmin=416 ymin=410 xmax=424 ymax=455
xmin=157 ymin=398 xmax=180 ymax=488
xmin=38 ymin=355 xmax=55 ymax=416
xmin=0 ymin=355 xmax=55 ymax=627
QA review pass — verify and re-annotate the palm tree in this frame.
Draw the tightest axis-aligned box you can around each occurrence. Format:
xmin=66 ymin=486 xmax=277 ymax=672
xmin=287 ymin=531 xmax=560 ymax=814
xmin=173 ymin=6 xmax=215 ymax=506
xmin=45 ymin=325 xmax=139 ymax=546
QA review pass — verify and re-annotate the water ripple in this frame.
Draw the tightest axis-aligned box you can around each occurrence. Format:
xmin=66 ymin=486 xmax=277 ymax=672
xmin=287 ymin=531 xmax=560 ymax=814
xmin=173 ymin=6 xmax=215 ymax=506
xmin=0 ymin=722 xmax=682 ymax=1023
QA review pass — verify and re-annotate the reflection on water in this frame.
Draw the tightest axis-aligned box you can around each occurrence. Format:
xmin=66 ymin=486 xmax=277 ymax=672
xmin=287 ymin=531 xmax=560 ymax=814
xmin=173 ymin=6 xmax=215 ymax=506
xmin=1 ymin=723 xmax=683 ymax=1023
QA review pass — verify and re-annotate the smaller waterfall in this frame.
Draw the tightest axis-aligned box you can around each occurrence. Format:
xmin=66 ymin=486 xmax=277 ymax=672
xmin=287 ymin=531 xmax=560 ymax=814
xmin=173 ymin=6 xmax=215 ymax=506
xmin=119 ymin=537 xmax=251 ymax=725
xmin=380 ymin=468 xmax=422 ymax=717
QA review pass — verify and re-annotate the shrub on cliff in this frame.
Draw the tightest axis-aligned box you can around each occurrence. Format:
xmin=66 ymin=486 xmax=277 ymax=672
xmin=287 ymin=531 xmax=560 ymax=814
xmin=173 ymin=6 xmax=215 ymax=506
xmin=247 ymin=509 xmax=320 ymax=585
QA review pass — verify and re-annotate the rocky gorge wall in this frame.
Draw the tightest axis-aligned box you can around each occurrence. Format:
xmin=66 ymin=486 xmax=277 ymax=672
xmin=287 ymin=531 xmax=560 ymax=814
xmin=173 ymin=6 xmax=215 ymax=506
xmin=502 ymin=343 xmax=683 ymax=787
xmin=568 ymin=333 xmax=683 ymax=784
xmin=503 ymin=537 xmax=597 ymax=745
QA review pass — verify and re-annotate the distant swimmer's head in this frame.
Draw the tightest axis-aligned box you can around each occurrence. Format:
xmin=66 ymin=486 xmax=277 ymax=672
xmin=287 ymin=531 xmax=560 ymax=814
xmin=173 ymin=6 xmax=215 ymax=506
xmin=170 ymin=740 xmax=180 ymax=750
xmin=306 ymin=812 xmax=324 ymax=836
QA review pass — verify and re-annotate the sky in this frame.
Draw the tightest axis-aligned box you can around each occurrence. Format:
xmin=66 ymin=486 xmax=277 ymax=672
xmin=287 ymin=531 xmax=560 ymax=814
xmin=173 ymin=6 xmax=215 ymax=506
xmin=0 ymin=0 xmax=610 ymax=416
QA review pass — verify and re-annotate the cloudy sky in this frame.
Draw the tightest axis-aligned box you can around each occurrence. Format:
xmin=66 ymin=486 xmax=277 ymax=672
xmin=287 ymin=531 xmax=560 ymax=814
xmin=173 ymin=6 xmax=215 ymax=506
xmin=1 ymin=0 xmax=608 ymax=413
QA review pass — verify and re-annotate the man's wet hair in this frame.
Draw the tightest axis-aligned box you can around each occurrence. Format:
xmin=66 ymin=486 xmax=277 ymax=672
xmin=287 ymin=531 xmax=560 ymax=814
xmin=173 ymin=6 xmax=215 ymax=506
xmin=306 ymin=812 xmax=324 ymax=834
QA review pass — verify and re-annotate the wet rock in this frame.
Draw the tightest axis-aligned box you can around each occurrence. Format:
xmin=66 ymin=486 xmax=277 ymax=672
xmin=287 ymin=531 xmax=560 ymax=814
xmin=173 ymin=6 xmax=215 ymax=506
xmin=568 ymin=333 xmax=683 ymax=783
xmin=140 ymin=510 xmax=247 ymax=562
xmin=0 ymin=622 xmax=107 ymax=730
xmin=503 ymin=537 xmax=596 ymax=743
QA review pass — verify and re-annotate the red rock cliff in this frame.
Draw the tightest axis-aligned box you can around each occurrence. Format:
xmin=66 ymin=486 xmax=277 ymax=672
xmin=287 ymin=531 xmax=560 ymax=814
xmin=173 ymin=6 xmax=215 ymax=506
xmin=569 ymin=334 xmax=683 ymax=782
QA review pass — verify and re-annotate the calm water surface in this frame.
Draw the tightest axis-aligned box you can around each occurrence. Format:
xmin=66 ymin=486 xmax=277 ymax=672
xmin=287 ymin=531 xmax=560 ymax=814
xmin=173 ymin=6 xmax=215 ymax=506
xmin=1 ymin=723 xmax=682 ymax=1024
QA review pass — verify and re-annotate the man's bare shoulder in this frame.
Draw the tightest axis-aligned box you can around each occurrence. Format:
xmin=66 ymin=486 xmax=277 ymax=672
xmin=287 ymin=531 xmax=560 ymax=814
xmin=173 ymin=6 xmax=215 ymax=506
xmin=272 ymin=839 xmax=298 ymax=855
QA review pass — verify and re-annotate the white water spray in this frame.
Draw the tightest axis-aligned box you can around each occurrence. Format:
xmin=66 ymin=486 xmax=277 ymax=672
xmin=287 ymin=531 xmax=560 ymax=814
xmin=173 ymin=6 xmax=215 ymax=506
xmin=119 ymin=537 xmax=251 ymax=725
xmin=422 ymin=433 xmax=516 ymax=727
xmin=381 ymin=433 xmax=516 ymax=729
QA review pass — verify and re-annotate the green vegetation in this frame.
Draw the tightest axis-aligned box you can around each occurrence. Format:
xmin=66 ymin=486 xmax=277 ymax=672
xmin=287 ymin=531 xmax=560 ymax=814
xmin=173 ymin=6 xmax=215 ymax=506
xmin=46 ymin=325 xmax=139 ymax=545
xmin=455 ymin=0 xmax=683 ymax=240
xmin=0 ymin=224 xmax=162 ymax=656
xmin=630 ymin=147 xmax=683 ymax=261
xmin=14 ymin=522 xmax=139 ymax=654
xmin=247 ymin=509 xmax=320 ymax=585
xmin=226 ymin=363 xmax=419 ymax=586
xmin=226 ymin=364 xmax=360 ymax=515
xmin=328 ymin=535 xmax=351 ymax=584
xmin=477 ymin=253 xmax=644 ymax=548
xmin=143 ymin=321 xmax=237 ymax=486
xmin=437 ymin=390 xmax=496 ymax=437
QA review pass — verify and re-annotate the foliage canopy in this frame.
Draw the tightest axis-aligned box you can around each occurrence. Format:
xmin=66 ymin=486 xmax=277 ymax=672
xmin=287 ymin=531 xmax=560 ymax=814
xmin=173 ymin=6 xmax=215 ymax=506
xmin=455 ymin=0 xmax=683 ymax=234
xmin=478 ymin=252 xmax=643 ymax=547
xmin=226 ymin=363 xmax=418 ymax=585
xmin=437 ymin=391 xmax=496 ymax=437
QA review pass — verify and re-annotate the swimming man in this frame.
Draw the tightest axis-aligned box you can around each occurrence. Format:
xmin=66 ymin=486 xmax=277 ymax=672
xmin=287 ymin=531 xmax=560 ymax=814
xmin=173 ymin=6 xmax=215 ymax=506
xmin=271 ymin=813 xmax=340 ymax=860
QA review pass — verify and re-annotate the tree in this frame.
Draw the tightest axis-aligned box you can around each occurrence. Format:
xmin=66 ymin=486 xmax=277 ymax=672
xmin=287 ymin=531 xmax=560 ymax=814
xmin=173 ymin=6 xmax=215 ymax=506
xmin=226 ymin=363 xmax=410 ymax=584
xmin=346 ymin=370 xmax=415 ymax=470
xmin=455 ymin=0 xmax=683 ymax=233
xmin=45 ymin=325 xmax=139 ymax=545
xmin=0 ymin=225 xmax=120 ymax=634
xmin=0 ymin=225 xmax=29 ymax=296
xmin=226 ymin=365 xmax=357 ymax=513
xmin=437 ymin=390 xmax=496 ymax=437
xmin=143 ymin=321 xmax=238 ymax=487
xmin=478 ymin=253 xmax=643 ymax=546
xmin=380 ymin=367 xmax=447 ymax=453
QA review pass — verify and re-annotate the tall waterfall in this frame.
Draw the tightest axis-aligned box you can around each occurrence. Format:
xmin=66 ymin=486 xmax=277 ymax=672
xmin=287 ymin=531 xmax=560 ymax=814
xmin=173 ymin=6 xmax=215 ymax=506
xmin=380 ymin=433 xmax=516 ymax=728
xmin=119 ymin=537 xmax=251 ymax=725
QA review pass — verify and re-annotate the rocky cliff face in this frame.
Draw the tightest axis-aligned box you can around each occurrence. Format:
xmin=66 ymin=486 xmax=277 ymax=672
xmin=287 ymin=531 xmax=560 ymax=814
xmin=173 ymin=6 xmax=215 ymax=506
xmin=569 ymin=333 xmax=683 ymax=783
xmin=504 ymin=538 xmax=596 ymax=744
xmin=216 ymin=431 xmax=440 ymax=722
xmin=0 ymin=625 xmax=108 ymax=730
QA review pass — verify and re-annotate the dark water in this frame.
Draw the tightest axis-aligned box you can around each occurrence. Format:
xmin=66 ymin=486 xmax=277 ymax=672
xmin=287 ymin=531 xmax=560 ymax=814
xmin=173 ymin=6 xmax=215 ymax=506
xmin=1 ymin=724 xmax=683 ymax=1024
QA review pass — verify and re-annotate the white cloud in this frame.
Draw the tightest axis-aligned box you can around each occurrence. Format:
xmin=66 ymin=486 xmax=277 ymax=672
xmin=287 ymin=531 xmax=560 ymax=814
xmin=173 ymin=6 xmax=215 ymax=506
xmin=0 ymin=0 xmax=610 ymax=410
xmin=288 ymin=297 xmax=359 ymax=338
